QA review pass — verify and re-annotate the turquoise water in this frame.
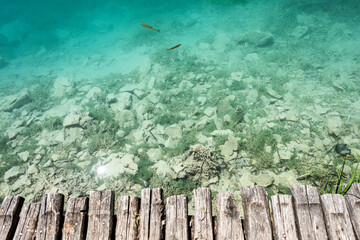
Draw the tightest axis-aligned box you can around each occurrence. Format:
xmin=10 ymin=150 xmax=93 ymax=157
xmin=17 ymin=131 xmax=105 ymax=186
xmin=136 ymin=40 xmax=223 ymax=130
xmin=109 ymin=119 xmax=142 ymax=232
xmin=1 ymin=0 xmax=360 ymax=203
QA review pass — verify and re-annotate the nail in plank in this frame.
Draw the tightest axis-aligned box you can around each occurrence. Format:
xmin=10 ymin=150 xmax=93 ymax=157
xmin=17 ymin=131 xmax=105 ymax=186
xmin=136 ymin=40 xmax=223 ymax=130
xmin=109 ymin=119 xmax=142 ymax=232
xmin=291 ymin=185 xmax=327 ymax=240
xmin=194 ymin=187 xmax=214 ymax=240
xmin=62 ymin=197 xmax=88 ymax=240
xmin=13 ymin=203 xmax=41 ymax=240
xmin=216 ymin=192 xmax=244 ymax=240
xmin=271 ymin=195 xmax=299 ymax=240
xmin=166 ymin=195 xmax=189 ymax=240
xmin=115 ymin=196 xmax=140 ymax=240
xmin=321 ymin=194 xmax=356 ymax=240
xmin=36 ymin=193 xmax=64 ymax=240
xmin=86 ymin=190 xmax=115 ymax=240
xmin=0 ymin=196 xmax=24 ymax=240
xmin=241 ymin=185 xmax=272 ymax=240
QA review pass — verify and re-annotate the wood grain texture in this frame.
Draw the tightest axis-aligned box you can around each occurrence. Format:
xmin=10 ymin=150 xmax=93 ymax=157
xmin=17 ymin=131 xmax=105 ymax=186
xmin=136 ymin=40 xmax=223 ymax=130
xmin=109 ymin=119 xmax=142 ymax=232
xmin=194 ymin=187 xmax=214 ymax=240
xmin=271 ymin=195 xmax=299 ymax=240
xmin=291 ymin=185 xmax=327 ymax=240
xmin=139 ymin=188 xmax=164 ymax=240
xmin=62 ymin=197 xmax=88 ymax=240
xmin=241 ymin=185 xmax=272 ymax=240
xmin=115 ymin=196 xmax=140 ymax=240
xmin=345 ymin=183 xmax=360 ymax=239
xmin=86 ymin=190 xmax=115 ymax=240
xmin=321 ymin=194 xmax=356 ymax=240
xmin=0 ymin=196 xmax=24 ymax=240
xmin=13 ymin=203 xmax=41 ymax=240
xmin=36 ymin=193 xmax=64 ymax=240
xmin=166 ymin=195 xmax=189 ymax=240
xmin=216 ymin=192 xmax=244 ymax=240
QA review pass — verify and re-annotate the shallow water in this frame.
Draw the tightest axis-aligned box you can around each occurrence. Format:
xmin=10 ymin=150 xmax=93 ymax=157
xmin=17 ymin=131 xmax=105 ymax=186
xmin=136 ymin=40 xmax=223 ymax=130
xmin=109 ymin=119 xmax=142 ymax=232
xmin=1 ymin=0 xmax=360 ymax=203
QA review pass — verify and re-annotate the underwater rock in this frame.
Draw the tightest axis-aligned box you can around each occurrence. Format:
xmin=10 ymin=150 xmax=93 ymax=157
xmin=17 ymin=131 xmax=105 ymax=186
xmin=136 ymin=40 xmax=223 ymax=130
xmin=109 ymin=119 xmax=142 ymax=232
xmin=63 ymin=113 xmax=81 ymax=127
xmin=238 ymin=30 xmax=274 ymax=47
xmin=0 ymin=89 xmax=31 ymax=112
xmin=102 ymin=153 xmax=138 ymax=177
xmin=220 ymin=135 xmax=238 ymax=160
xmin=146 ymin=148 xmax=162 ymax=162
xmin=115 ymin=109 xmax=135 ymax=128
xmin=106 ymin=93 xmax=117 ymax=104
xmin=12 ymin=175 xmax=31 ymax=191
xmin=4 ymin=166 xmax=25 ymax=182
xmin=165 ymin=124 xmax=182 ymax=140
xmin=152 ymin=160 xmax=172 ymax=178
xmin=38 ymin=129 xmax=65 ymax=146
xmin=334 ymin=143 xmax=351 ymax=156
xmin=18 ymin=151 xmax=30 ymax=162
xmin=52 ymin=77 xmax=74 ymax=98
xmin=244 ymin=53 xmax=259 ymax=62
xmin=291 ymin=25 xmax=309 ymax=39
xmin=327 ymin=116 xmax=343 ymax=136
xmin=278 ymin=149 xmax=292 ymax=160
xmin=27 ymin=164 xmax=39 ymax=175
xmin=110 ymin=92 xmax=132 ymax=111
xmin=216 ymin=100 xmax=234 ymax=117
xmin=255 ymin=171 xmax=275 ymax=187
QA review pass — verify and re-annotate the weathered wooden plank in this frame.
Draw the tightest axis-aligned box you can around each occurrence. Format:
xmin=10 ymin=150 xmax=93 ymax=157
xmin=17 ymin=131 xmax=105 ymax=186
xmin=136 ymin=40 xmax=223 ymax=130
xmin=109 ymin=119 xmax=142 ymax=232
xmin=194 ymin=187 xmax=213 ymax=240
xmin=321 ymin=194 xmax=355 ymax=240
xmin=345 ymin=183 xmax=360 ymax=238
xmin=149 ymin=188 xmax=164 ymax=239
xmin=36 ymin=193 xmax=64 ymax=240
xmin=13 ymin=203 xmax=41 ymax=240
xmin=165 ymin=195 xmax=189 ymax=240
xmin=139 ymin=188 xmax=164 ymax=240
xmin=216 ymin=192 xmax=244 ymax=240
xmin=139 ymin=188 xmax=151 ymax=240
xmin=0 ymin=196 xmax=24 ymax=240
xmin=86 ymin=190 xmax=114 ymax=240
xmin=115 ymin=196 xmax=140 ymax=240
xmin=291 ymin=185 xmax=327 ymax=240
xmin=271 ymin=195 xmax=299 ymax=240
xmin=241 ymin=185 xmax=272 ymax=240
xmin=62 ymin=197 xmax=88 ymax=240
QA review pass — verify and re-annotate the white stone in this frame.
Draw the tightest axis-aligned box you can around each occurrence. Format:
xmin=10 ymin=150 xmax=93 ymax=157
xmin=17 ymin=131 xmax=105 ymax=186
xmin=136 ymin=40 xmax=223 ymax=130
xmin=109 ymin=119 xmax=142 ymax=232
xmin=327 ymin=116 xmax=343 ymax=136
xmin=102 ymin=153 xmax=138 ymax=177
xmin=52 ymin=76 xmax=73 ymax=97
xmin=147 ymin=148 xmax=162 ymax=162
xmin=165 ymin=124 xmax=182 ymax=140
xmin=63 ymin=113 xmax=80 ymax=127
xmin=152 ymin=160 xmax=172 ymax=177
xmin=278 ymin=149 xmax=292 ymax=160
xmin=27 ymin=164 xmax=39 ymax=174
xmin=204 ymin=107 xmax=216 ymax=117
xmin=291 ymin=25 xmax=309 ymax=39
xmin=18 ymin=151 xmax=29 ymax=161
xmin=220 ymin=135 xmax=238 ymax=159
xmin=231 ymin=72 xmax=243 ymax=81
xmin=4 ymin=166 xmax=25 ymax=182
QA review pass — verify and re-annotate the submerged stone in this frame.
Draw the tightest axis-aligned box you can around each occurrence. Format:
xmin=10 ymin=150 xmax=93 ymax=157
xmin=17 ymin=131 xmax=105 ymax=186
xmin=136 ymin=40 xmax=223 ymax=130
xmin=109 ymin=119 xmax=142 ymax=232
xmin=4 ymin=166 xmax=25 ymax=182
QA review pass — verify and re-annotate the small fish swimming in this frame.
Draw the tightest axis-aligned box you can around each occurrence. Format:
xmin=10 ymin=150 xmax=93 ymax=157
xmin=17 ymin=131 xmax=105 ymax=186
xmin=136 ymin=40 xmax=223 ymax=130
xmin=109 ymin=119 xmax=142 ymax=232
xmin=167 ymin=44 xmax=181 ymax=51
xmin=140 ymin=23 xmax=160 ymax=32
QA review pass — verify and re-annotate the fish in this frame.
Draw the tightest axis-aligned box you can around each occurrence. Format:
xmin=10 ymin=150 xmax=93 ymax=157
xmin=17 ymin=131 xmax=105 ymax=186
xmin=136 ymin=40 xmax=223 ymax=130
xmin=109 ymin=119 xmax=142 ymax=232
xmin=167 ymin=44 xmax=181 ymax=51
xmin=140 ymin=23 xmax=160 ymax=32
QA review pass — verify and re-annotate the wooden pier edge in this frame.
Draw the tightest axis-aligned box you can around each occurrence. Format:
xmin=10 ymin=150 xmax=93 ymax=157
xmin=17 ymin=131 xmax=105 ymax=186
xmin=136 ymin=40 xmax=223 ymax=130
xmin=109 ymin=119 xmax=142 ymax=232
xmin=2 ymin=184 xmax=360 ymax=239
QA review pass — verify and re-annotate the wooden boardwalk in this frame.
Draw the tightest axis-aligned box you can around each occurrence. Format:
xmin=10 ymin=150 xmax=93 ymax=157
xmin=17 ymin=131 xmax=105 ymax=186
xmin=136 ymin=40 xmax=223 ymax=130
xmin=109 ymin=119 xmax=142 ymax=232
xmin=1 ymin=184 xmax=360 ymax=240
